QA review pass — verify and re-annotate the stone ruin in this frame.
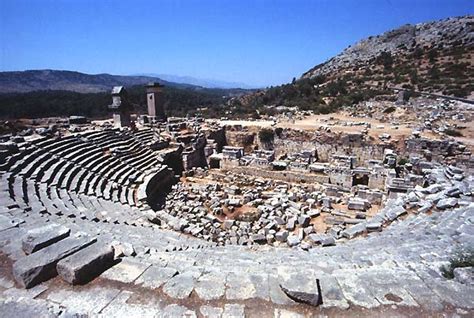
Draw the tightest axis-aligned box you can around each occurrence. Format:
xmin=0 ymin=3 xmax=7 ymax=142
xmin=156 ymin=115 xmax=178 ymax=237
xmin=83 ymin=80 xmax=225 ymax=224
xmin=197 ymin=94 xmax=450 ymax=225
xmin=0 ymin=90 xmax=473 ymax=316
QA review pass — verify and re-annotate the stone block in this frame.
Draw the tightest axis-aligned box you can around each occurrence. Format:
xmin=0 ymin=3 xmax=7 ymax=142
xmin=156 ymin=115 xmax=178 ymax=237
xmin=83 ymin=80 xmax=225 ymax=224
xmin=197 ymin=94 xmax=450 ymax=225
xmin=286 ymin=217 xmax=296 ymax=231
xmin=453 ymin=267 xmax=473 ymax=285
xmin=13 ymin=235 xmax=96 ymax=288
xmin=287 ymin=235 xmax=301 ymax=247
xmin=251 ymin=234 xmax=266 ymax=244
xmin=22 ymin=224 xmax=70 ymax=255
xmin=298 ymin=215 xmax=310 ymax=227
xmin=341 ymin=222 xmax=367 ymax=239
xmin=275 ymin=230 xmax=289 ymax=242
xmin=57 ymin=243 xmax=114 ymax=285
xmin=436 ymin=198 xmax=458 ymax=210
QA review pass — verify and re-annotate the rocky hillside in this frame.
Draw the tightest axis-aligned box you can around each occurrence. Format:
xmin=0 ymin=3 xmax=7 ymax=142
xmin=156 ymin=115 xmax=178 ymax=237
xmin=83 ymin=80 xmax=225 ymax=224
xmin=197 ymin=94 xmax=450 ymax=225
xmin=303 ymin=15 xmax=473 ymax=95
xmin=0 ymin=70 xmax=198 ymax=94
xmin=239 ymin=15 xmax=473 ymax=114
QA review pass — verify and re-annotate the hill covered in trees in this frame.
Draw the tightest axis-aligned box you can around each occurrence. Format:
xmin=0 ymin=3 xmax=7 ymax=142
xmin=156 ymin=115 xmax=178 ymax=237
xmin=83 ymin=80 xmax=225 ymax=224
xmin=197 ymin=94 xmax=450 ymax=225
xmin=0 ymin=85 xmax=247 ymax=119
xmin=0 ymin=70 xmax=202 ymax=94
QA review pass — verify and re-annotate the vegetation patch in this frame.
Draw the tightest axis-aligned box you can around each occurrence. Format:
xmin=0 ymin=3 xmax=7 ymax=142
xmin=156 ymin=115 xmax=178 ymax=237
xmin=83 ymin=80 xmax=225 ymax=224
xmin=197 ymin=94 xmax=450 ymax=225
xmin=258 ymin=128 xmax=275 ymax=144
xmin=383 ymin=106 xmax=396 ymax=114
xmin=444 ymin=128 xmax=463 ymax=137
xmin=441 ymin=248 xmax=474 ymax=279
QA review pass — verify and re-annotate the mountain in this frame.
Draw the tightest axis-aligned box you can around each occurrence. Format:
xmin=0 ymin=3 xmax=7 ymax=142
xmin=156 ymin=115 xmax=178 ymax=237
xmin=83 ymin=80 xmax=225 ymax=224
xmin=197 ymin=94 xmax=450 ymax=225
xmin=136 ymin=73 xmax=256 ymax=89
xmin=0 ymin=70 xmax=200 ymax=94
xmin=240 ymin=15 xmax=473 ymax=113
xmin=301 ymin=15 xmax=473 ymax=93
xmin=0 ymin=70 xmax=254 ymax=119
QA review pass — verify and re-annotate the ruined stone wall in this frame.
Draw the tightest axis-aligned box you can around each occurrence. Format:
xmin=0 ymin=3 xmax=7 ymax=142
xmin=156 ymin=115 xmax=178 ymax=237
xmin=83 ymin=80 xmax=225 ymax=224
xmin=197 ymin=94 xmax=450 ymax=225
xmin=404 ymin=137 xmax=471 ymax=164
xmin=225 ymin=131 xmax=255 ymax=153
xmin=205 ymin=127 xmax=226 ymax=152
xmin=182 ymin=148 xmax=207 ymax=170
xmin=274 ymin=138 xmax=388 ymax=164
xmin=368 ymin=172 xmax=386 ymax=190
xmin=160 ymin=146 xmax=183 ymax=175
xmin=220 ymin=165 xmax=330 ymax=184
xmin=327 ymin=170 xmax=352 ymax=188
xmin=137 ymin=166 xmax=177 ymax=206
xmin=273 ymin=139 xmax=316 ymax=159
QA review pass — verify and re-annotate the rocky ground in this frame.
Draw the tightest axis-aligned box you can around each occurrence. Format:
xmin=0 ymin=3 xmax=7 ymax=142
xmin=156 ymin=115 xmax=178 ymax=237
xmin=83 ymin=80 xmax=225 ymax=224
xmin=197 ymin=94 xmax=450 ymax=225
xmin=0 ymin=105 xmax=473 ymax=316
xmin=0 ymin=163 xmax=473 ymax=317
xmin=0 ymin=201 xmax=473 ymax=317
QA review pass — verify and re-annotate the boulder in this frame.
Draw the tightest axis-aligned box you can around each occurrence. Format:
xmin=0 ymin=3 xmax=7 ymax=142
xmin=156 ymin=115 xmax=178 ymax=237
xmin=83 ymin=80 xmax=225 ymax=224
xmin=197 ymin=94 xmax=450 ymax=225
xmin=341 ymin=222 xmax=367 ymax=239
xmin=280 ymin=279 xmax=322 ymax=307
xmin=436 ymin=198 xmax=458 ymax=210
xmin=366 ymin=221 xmax=382 ymax=231
xmin=223 ymin=220 xmax=234 ymax=230
xmin=453 ymin=267 xmax=473 ymax=285
xmin=308 ymin=210 xmax=320 ymax=218
xmin=298 ymin=215 xmax=311 ymax=227
xmin=287 ymin=235 xmax=301 ymax=247
xmin=347 ymin=198 xmax=370 ymax=211
xmin=286 ymin=217 xmax=296 ymax=231
xmin=251 ymin=234 xmax=266 ymax=244
xmin=275 ymin=230 xmax=289 ymax=242
xmin=385 ymin=206 xmax=406 ymax=221
xmin=321 ymin=236 xmax=336 ymax=247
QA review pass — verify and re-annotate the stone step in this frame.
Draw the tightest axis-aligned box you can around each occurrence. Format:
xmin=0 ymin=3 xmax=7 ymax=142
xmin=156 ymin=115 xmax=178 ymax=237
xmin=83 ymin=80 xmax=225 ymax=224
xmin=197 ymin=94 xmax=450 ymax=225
xmin=19 ymin=153 xmax=53 ymax=178
xmin=32 ymin=156 xmax=58 ymax=182
xmin=0 ymin=215 xmax=22 ymax=232
xmin=22 ymin=224 xmax=71 ymax=254
xmin=13 ymin=234 xmax=96 ymax=288
xmin=57 ymin=242 xmax=115 ymax=285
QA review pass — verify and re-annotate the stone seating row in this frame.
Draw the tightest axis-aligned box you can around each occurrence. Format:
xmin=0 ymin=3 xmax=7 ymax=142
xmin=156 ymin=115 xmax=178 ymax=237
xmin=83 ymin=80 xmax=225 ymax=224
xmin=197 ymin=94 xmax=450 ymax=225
xmin=4 ymin=135 xmax=159 ymax=207
xmin=0 ymin=176 xmax=215 ymax=261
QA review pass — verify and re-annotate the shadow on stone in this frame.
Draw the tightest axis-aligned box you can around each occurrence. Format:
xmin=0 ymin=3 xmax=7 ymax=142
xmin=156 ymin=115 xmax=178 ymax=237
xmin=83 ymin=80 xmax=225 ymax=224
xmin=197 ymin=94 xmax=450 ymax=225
xmin=280 ymin=279 xmax=323 ymax=307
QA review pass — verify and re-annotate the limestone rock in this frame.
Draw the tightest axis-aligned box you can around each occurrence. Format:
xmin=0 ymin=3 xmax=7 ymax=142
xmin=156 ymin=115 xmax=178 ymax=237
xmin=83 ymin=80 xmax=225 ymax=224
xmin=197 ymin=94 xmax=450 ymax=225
xmin=57 ymin=243 xmax=115 ymax=285
xmin=22 ymin=224 xmax=70 ymax=255
xmin=13 ymin=235 xmax=96 ymax=288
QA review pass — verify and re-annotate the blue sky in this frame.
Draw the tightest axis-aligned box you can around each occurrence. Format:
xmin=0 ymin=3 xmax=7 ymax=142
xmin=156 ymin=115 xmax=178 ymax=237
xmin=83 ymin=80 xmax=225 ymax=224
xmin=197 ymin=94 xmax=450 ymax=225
xmin=0 ymin=0 xmax=472 ymax=87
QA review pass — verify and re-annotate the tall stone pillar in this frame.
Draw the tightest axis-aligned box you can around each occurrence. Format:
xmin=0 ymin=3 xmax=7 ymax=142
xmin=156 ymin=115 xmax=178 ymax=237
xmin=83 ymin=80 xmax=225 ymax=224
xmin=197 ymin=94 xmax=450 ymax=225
xmin=146 ymin=82 xmax=166 ymax=122
xmin=108 ymin=86 xmax=132 ymax=128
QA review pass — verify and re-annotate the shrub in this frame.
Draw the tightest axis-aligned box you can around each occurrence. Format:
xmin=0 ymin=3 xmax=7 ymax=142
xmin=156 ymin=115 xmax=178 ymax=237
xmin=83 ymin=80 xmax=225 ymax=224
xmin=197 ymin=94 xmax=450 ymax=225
xmin=398 ymin=158 xmax=409 ymax=166
xmin=258 ymin=128 xmax=275 ymax=144
xmin=444 ymin=129 xmax=463 ymax=137
xmin=428 ymin=66 xmax=441 ymax=80
xmin=441 ymin=249 xmax=474 ymax=279
xmin=274 ymin=127 xmax=283 ymax=137
xmin=413 ymin=47 xmax=424 ymax=59
xmin=383 ymin=106 xmax=396 ymax=114
xmin=376 ymin=51 xmax=394 ymax=70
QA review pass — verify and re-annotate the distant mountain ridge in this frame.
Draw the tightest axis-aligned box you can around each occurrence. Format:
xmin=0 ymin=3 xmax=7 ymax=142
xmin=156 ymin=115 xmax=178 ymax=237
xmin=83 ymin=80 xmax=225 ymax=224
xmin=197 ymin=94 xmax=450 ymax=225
xmin=135 ymin=73 xmax=257 ymax=89
xmin=0 ymin=70 xmax=200 ymax=94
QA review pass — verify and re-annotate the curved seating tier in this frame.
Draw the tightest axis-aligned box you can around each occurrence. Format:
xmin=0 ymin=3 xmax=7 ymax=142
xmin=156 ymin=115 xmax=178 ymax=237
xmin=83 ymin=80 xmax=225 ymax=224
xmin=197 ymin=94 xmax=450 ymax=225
xmin=0 ymin=128 xmax=213 ymax=255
